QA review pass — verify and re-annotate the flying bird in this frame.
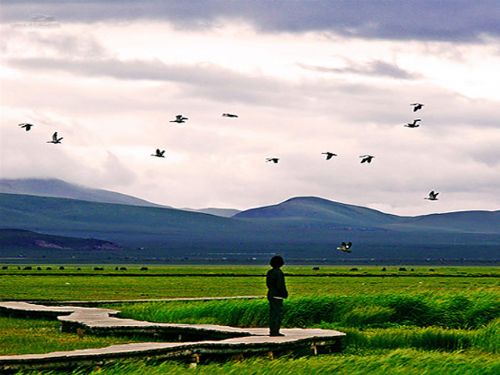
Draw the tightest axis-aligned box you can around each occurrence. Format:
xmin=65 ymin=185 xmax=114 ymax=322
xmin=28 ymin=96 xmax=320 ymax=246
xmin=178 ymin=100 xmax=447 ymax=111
xmin=337 ymin=242 xmax=352 ymax=253
xmin=425 ymin=191 xmax=439 ymax=201
xmin=151 ymin=149 xmax=165 ymax=158
xmin=18 ymin=123 xmax=34 ymax=131
xmin=222 ymin=113 xmax=238 ymax=118
xmin=170 ymin=115 xmax=188 ymax=123
xmin=266 ymin=158 xmax=279 ymax=163
xmin=322 ymin=152 xmax=338 ymax=160
xmin=47 ymin=132 xmax=63 ymax=144
xmin=411 ymin=103 xmax=424 ymax=112
xmin=360 ymin=155 xmax=374 ymax=163
xmin=404 ymin=119 xmax=422 ymax=128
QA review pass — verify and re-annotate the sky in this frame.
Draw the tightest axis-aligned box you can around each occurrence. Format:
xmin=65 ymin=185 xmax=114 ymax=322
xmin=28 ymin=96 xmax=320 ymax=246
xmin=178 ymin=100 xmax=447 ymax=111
xmin=0 ymin=0 xmax=499 ymax=216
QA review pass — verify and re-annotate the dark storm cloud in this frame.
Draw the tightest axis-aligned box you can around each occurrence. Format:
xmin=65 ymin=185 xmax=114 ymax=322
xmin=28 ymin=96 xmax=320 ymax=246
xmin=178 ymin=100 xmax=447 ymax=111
xmin=299 ymin=60 xmax=419 ymax=80
xmin=2 ymin=0 xmax=500 ymax=41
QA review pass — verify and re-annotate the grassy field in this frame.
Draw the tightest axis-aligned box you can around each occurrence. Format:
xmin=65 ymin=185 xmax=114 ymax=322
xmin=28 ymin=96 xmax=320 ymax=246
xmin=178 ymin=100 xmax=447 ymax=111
xmin=0 ymin=265 xmax=498 ymax=301
xmin=1 ymin=264 xmax=499 ymax=276
xmin=0 ymin=317 xmax=143 ymax=356
xmin=0 ymin=265 xmax=498 ymax=374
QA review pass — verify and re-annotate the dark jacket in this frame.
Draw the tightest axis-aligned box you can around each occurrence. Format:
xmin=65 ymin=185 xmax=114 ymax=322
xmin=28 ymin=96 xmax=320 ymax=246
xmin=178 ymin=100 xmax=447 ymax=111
xmin=266 ymin=268 xmax=288 ymax=299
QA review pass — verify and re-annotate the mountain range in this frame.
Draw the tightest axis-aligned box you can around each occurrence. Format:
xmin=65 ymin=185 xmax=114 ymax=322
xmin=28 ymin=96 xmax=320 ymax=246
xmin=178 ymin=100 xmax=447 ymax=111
xmin=0 ymin=178 xmax=240 ymax=217
xmin=0 ymin=178 xmax=163 ymax=208
xmin=0 ymin=179 xmax=499 ymax=263
xmin=236 ymin=196 xmax=500 ymax=234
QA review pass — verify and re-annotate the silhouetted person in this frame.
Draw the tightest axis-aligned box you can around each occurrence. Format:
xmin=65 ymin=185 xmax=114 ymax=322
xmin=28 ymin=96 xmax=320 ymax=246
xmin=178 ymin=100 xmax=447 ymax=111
xmin=266 ymin=255 xmax=288 ymax=336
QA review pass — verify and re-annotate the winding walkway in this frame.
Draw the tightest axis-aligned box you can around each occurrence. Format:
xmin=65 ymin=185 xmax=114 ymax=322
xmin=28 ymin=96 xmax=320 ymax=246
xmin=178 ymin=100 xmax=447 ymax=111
xmin=0 ymin=301 xmax=345 ymax=372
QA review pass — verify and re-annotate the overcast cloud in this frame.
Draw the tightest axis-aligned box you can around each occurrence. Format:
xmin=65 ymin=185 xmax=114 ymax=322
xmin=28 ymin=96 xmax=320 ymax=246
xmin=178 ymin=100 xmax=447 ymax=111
xmin=2 ymin=1 xmax=500 ymax=41
xmin=1 ymin=1 xmax=499 ymax=216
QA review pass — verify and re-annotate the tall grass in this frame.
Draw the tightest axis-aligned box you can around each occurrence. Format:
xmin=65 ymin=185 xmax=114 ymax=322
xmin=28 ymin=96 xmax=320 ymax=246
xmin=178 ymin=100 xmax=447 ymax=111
xmin=472 ymin=318 xmax=499 ymax=353
xmin=116 ymin=299 xmax=269 ymax=327
xmin=23 ymin=349 xmax=500 ymax=375
xmin=114 ymin=292 xmax=499 ymax=355
xmin=338 ymin=326 xmax=475 ymax=351
xmin=117 ymin=291 xmax=499 ymax=330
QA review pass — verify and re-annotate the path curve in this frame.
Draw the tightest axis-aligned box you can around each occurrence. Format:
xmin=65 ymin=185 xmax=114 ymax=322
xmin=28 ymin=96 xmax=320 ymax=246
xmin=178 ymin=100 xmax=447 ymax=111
xmin=0 ymin=301 xmax=345 ymax=372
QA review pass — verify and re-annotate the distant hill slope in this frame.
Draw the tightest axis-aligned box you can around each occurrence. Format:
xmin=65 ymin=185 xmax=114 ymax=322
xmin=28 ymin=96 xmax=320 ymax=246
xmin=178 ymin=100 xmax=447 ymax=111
xmin=183 ymin=208 xmax=241 ymax=217
xmin=0 ymin=193 xmax=244 ymax=245
xmin=235 ymin=196 xmax=400 ymax=226
xmin=0 ymin=228 xmax=121 ymax=252
xmin=0 ymin=178 xmax=164 ymax=208
xmin=235 ymin=196 xmax=500 ymax=234
xmin=396 ymin=210 xmax=500 ymax=234
xmin=1 ymin=193 xmax=499 ymax=261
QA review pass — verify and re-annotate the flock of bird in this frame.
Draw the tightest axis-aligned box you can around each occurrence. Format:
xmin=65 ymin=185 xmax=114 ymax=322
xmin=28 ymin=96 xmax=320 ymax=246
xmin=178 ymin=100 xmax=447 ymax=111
xmin=406 ymin=103 xmax=438 ymax=202
xmin=330 ymin=102 xmax=436 ymax=252
xmin=18 ymin=103 xmax=438 ymax=254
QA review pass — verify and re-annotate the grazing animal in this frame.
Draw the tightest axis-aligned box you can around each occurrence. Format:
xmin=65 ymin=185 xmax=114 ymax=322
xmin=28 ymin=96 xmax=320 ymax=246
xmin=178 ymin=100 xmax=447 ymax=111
xmin=425 ymin=191 xmax=439 ymax=201
xmin=404 ymin=119 xmax=421 ymax=128
xmin=170 ymin=115 xmax=188 ymax=123
xmin=19 ymin=123 xmax=34 ymax=131
xmin=47 ymin=132 xmax=63 ymax=144
xmin=222 ymin=113 xmax=238 ymax=118
xmin=322 ymin=152 xmax=338 ymax=160
xmin=411 ymin=103 xmax=424 ymax=112
xmin=360 ymin=155 xmax=374 ymax=163
xmin=266 ymin=158 xmax=279 ymax=164
xmin=151 ymin=149 xmax=165 ymax=158
xmin=337 ymin=242 xmax=352 ymax=253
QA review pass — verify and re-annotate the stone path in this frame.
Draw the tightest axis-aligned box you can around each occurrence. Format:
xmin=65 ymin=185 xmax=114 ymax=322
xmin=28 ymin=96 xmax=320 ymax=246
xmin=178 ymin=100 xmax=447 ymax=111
xmin=0 ymin=301 xmax=345 ymax=372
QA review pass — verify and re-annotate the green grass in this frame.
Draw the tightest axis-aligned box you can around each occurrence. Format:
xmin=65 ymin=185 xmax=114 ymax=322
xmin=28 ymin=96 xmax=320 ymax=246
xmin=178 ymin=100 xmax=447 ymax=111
xmin=1 ymin=265 xmax=498 ymax=374
xmin=19 ymin=349 xmax=500 ymax=375
xmin=115 ymin=292 xmax=499 ymax=330
xmin=0 ymin=317 xmax=141 ymax=356
xmin=1 ymin=264 xmax=499 ymax=276
xmin=0 ymin=265 xmax=498 ymax=301
xmin=339 ymin=321 xmax=499 ymax=353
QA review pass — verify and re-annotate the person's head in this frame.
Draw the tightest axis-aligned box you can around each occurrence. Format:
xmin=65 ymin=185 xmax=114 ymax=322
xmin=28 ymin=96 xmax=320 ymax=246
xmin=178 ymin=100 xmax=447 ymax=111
xmin=270 ymin=255 xmax=285 ymax=269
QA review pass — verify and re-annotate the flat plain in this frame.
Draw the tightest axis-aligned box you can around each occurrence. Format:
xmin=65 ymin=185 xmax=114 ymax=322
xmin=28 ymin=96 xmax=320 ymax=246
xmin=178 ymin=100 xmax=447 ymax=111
xmin=0 ymin=265 xmax=498 ymax=374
